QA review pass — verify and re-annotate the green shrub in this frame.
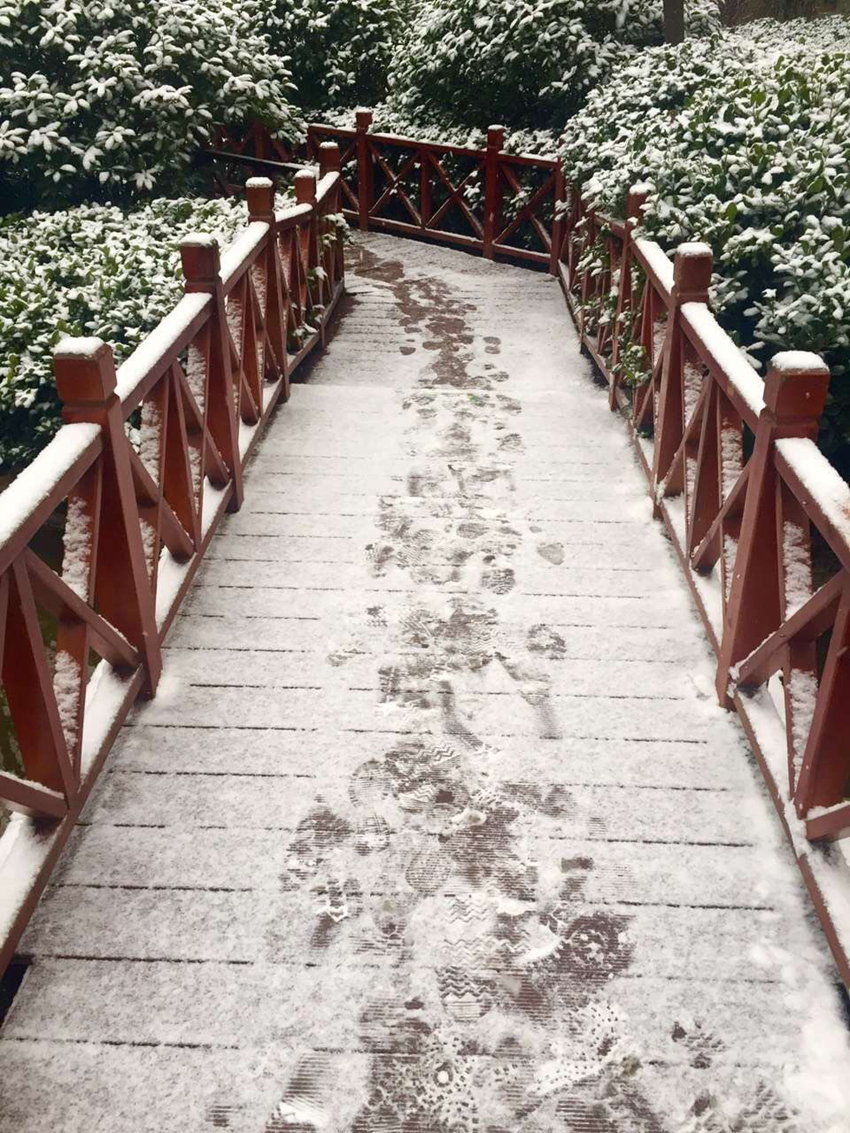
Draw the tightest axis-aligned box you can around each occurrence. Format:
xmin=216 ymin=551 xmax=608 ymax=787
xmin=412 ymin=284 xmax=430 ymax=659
xmin=561 ymin=18 xmax=850 ymax=471
xmin=265 ymin=0 xmax=407 ymax=111
xmin=389 ymin=0 xmax=722 ymax=131
xmin=0 ymin=196 xmax=258 ymax=469
xmin=0 ymin=0 xmax=300 ymax=210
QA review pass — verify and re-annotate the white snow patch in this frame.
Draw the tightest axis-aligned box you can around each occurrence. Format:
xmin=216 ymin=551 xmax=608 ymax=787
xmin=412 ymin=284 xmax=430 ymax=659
xmin=61 ymin=493 xmax=92 ymax=600
xmin=138 ymin=398 xmax=162 ymax=480
xmin=682 ymin=302 xmax=765 ymax=419
xmin=782 ymin=521 xmax=813 ymax=618
xmin=771 ymin=351 xmax=828 ymax=375
xmin=54 ymin=336 xmax=106 ymax=360
xmin=776 ymin=437 xmax=850 ymax=550
xmin=0 ymin=423 xmax=100 ymax=546
xmin=52 ymin=649 xmax=81 ymax=752
xmin=115 ymin=293 xmax=211 ymax=406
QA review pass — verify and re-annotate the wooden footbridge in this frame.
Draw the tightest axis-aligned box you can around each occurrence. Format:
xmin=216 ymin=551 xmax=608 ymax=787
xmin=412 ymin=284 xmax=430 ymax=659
xmin=1 ymin=125 xmax=850 ymax=1130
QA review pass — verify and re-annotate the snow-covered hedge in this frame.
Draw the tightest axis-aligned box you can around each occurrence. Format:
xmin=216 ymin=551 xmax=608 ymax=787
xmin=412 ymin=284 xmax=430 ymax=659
xmin=0 ymin=197 xmax=257 ymax=469
xmin=265 ymin=0 xmax=406 ymax=111
xmin=562 ymin=17 xmax=850 ymax=469
xmin=389 ymin=0 xmax=722 ymax=130
xmin=0 ymin=0 xmax=300 ymax=208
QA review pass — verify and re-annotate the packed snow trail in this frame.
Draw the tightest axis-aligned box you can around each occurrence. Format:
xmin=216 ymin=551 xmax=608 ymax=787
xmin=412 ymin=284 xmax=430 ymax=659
xmin=2 ymin=235 xmax=850 ymax=1131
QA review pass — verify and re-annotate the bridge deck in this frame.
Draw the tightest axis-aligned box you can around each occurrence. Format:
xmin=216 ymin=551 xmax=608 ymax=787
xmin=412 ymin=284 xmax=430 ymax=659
xmin=1 ymin=235 xmax=848 ymax=1130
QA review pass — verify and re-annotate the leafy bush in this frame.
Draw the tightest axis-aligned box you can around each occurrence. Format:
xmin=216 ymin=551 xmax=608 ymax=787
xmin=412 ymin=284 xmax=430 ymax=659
xmin=265 ymin=0 xmax=407 ymax=111
xmin=389 ymin=0 xmax=722 ymax=131
xmin=0 ymin=196 xmax=258 ymax=469
xmin=0 ymin=0 xmax=300 ymax=210
xmin=561 ymin=18 xmax=850 ymax=471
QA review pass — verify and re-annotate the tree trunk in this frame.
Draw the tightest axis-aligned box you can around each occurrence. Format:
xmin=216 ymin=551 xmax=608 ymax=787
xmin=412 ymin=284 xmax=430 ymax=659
xmin=664 ymin=0 xmax=685 ymax=43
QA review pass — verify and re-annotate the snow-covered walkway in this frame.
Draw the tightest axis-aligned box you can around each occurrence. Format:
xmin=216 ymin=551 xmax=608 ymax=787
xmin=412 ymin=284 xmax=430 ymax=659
xmin=2 ymin=234 xmax=850 ymax=1131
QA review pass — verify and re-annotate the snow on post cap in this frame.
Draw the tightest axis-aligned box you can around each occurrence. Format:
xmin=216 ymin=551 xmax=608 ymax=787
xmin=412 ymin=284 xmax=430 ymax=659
xmin=181 ymin=232 xmax=219 ymax=249
xmin=54 ymin=336 xmax=107 ymax=360
xmin=677 ymin=241 xmax=712 ymax=259
xmin=246 ymin=176 xmax=273 ymax=189
xmin=630 ymin=182 xmax=654 ymax=196
xmin=771 ymin=351 xmax=829 ymax=375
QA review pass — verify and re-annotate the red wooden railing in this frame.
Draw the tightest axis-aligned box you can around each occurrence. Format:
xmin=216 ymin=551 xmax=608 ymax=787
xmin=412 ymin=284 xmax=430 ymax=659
xmin=561 ymin=188 xmax=850 ymax=981
xmin=0 ymin=148 xmax=345 ymax=973
xmin=222 ymin=112 xmax=566 ymax=272
xmin=4 ymin=113 xmax=850 ymax=985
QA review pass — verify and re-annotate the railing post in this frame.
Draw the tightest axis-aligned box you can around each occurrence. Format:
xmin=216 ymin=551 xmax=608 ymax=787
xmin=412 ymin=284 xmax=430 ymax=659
xmin=180 ymin=235 xmax=244 ymax=510
xmin=295 ymin=167 xmax=321 ymax=286
xmin=483 ymin=124 xmax=505 ymax=259
xmin=608 ymin=186 xmax=649 ymax=409
xmin=651 ymin=241 xmax=713 ymax=506
xmin=54 ymin=338 xmax=162 ymax=695
xmin=355 ymin=108 xmax=373 ymax=232
xmin=715 ymin=353 xmax=830 ymax=705
xmin=549 ymin=150 xmax=566 ymax=277
xmin=319 ymin=141 xmax=341 ymax=179
xmin=246 ymin=176 xmax=290 ymax=402
xmin=317 ymin=142 xmax=345 ymax=308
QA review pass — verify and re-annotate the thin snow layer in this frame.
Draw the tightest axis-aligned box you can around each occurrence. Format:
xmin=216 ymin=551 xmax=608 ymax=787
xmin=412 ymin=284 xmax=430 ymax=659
xmin=219 ymin=221 xmax=269 ymax=291
xmin=61 ymin=492 xmax=92 ymax=600
xmin=677 ymin=240 xmax=712 ymax=259
xmin=4 ymin=235 xmax=850 ymax=1133
xmin=53 ymin=649 xmax=81 ymax=752
xmin=0 ymin=422 xmax=100 ymax=546
xmin=783 ymin=520 xmax=813 ymax=619
xmin=720 ymin=423 xmax=743 ymax=501
xmin=138 ymin=397 xmax=162 ymax=481
xmin=184 ymin=340 xmax=206 ymax=412
xmin=776 ymin=437 xmax=850 ymax=551
xmin=682 ymin=301 xmax=766 ymax=419
xmin=634 ymin=237 xmax=675 ymax=294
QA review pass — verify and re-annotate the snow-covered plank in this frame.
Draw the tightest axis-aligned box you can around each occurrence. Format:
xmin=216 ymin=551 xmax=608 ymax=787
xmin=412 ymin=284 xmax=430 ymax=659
xmin=6 ymin=232 xmax=849 ymax=1133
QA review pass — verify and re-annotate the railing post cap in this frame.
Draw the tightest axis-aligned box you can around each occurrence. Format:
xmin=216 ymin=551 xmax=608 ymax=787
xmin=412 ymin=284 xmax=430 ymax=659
xmin=764 ymin=351 xmax=830 ymax=419
xmin=673 ymin=241 xmax=713 ymax=299
xmin=626 ymin=184 xmax=651 ymax=221
xmin=318 ymin=141 xmax=341 ymax=175
xmin=294 ymin=168 xmax=317 ymax=204
xmin=676 ymin=240 xmax=713 ymax=260
xmin=53 ymin=336 xmax=117 ymax=404
xmin=487 ymin=124 xmax=506 ymax=143
xmin=355 ymin=107 xmax=373 ymax=126
xmin=246 ymin=177 xmax=275 ymax=220
xmin=180 ymin=233 xmax=221 ymax=289
xmin=771 ymin=350 xmax=830 ymax=377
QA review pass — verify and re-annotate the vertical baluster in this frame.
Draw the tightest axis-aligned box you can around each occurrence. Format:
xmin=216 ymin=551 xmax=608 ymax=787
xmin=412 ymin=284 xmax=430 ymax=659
xmin=795 ymin=583 xmax=850 ymax=814
xmin=247 ymin=176 xmax=290 ymax=402
xmin=355 ymin=108 xmax=373 ymax=232
xmin=549 ymin=155 xmax=566 ymax=277
xmin=774 ymin=480 xmax=818 ymax=797
xmin=483 ymin=125 xmax=505 ymax=260
xmin=295 ymin=169 xmax=320 ymax=311
xmin=609 ymin=187 xmax=648 ymax=410
xmin=651 ymin=243 xmax=712 ymax=503
xmin=180 ymin=236 xmax=244 ymax=511
xmin=318 ymin=143 xmax=344 ymax=316
xmin=420 ymin=146 xmax=432 ymax=232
